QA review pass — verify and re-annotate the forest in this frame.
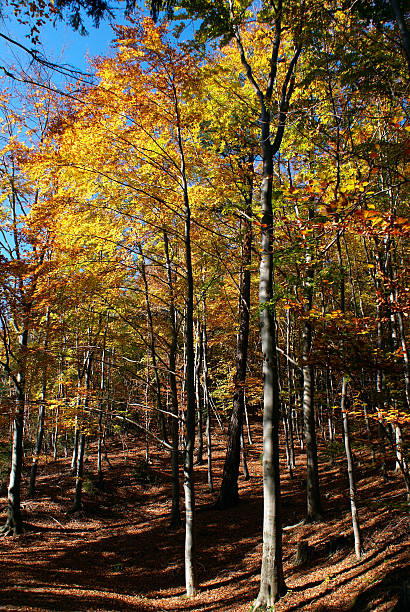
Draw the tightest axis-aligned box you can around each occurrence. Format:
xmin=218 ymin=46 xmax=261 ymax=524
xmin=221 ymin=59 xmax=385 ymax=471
xmin=0 ymin=1 xmax=409 ymax=610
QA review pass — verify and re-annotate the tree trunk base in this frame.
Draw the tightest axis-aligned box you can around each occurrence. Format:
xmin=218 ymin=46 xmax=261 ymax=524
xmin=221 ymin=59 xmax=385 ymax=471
xmin=293 ymin=540 xmax=313 ymax=566
xmin=305 ymin=512 xmax=324 ymax=524
xmin=1 ymin=522 xmax=23 ymax=537
xmin=169 ymin=516 xmax=182 ymax=530
xmin=214 ymin=493 xmax=239 ymax=510
xmin=252 ymin=582 xmax=287 ymax=611
xmin=68 ymin=502 xmax=84 ymax=515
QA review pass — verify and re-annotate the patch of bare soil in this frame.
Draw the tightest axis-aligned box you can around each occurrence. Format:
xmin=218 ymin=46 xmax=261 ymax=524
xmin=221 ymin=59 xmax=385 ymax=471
xmin=0 ymin=421 xmax=408 ymax=611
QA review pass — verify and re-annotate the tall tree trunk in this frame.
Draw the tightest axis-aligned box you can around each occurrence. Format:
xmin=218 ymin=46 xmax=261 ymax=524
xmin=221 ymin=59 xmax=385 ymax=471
xmin=71 ymin=352 xmax=92 ymax=513
xmin=216 ymin=200 xmax=252 ymax=509
xmin=240 ymin=425 xmax=250 ymax=480
xmin=230 ymin=3 xmax=301 ymax=605
xmin=286 ymin=309 xmax=296 ymax=470
xmin=182 ymin=185 xmax=197 ymax=597
xmin=173 ymin=84 xmax=198 ymax=596
xmin=303 ymin=239 xmax=322 ymax=522
xmin=244 ymin=394 xmax=252 ymax=445
xmin=71 ymin=414 xmax=79 ymax=473
xmin=337 ymin=229 xmax=362 ymax=555
xmin=2 ymin=328 xmax=28 ymax=535
xmin=341 ymin=377 xmax=362 ymax=559
xmin=256 ymin=130 xmax=286 ymax=604
xmin=202 ymin=320 xmax=213 ymax=493
xmin=163 ymin=229 xmax=181 ymax=528
xmin=53 ymin=403 xmax=59 ymax=461
xmin=97 ymin=336 xmax=107 ymax=490
xmin=139 ymin=244 xmax=168 ymax=445
xmin=194 ymin=321 xmax=204 ymax=465
xmin=3 ymin=386 xmax=25 ymax=535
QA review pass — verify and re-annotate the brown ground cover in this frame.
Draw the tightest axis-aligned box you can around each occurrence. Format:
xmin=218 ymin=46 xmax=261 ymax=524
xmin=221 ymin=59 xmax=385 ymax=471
xmin=0 ymin=420 xmax=408 ymax=611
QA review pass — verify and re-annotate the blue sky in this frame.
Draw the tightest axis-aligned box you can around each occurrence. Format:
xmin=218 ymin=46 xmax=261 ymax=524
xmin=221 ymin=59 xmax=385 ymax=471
xmin=0 ymin=7 xmax=133 ymax=78
xmin=0 ymin=5 xmax=198 ymax=89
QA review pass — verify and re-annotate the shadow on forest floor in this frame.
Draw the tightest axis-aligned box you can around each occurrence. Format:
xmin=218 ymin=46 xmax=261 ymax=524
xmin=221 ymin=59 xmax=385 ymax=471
xmin=0 ymin=425 xmax=409 ymax=611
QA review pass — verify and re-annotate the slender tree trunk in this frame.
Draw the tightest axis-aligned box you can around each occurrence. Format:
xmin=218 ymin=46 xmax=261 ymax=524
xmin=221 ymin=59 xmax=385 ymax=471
xmin=139 ymin=244 xmax=168 ymax=445
xmin=97 ymin=338 xmax=106 ymax=490
xmin=244 ymin=394 xmax=252 ymax=445
xmin=2 ymin=328 xmax=28 ymax=535
xmin=71 ymin=353 xmax=92 ymax=513
xmin=195 ymin=322 xmax=204 ymax=465
xmin=53 ymin=404 xmax=59 ymax=461
xmin=341 ymin=377 xmax=362 ymax=559
xmin=240 ymin=425 xmax=250 ymax=480
xmin=283 ymin=411 xmax=293 ymax=477
xmin=216 ymin=202 xmax=252 ymax=509
xmin=182 ymin=198 xmax=197 ymax=596
xmin=3 ymin=387 xmax=25 ymax=535
xmin=303 ymin=242 xmax=322 ymax=522
xmin=71 ymin=431 xmax=86 ymax=513
xmin=254 ymin=112 xmax=286 ymax=607
xmin=337 ymin=229 xmax=362 ymax=554
xmin=173 ymin=86 xmax=198 ymax=596
xmin=71 ymin=413 xmax=79 ymax=474
xmin=28 ymin=401 xmax=45 ymax=497
xmin=286 ymin=310 xmax=296 ymax=470
xmin=145 ymin=348 xmax=151 ymax=465
xmin=164 ymin=229 xmax=181 ymax=528
xmin=202 ymin=320 xmax=213 ymax=493
xmin=231 ymin=4 xmax=302 ymax=605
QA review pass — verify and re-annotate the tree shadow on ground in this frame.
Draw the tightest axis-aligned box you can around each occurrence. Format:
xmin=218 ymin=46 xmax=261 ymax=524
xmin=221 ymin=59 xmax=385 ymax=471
xmin=348 ymin=566 xmax=410 ymax=612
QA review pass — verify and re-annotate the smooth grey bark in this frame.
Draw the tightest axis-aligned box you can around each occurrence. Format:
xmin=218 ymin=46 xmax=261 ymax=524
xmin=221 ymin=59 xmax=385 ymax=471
xmin=202 ymin=320 xmax=213 ymax=493
xmin=285 ymin=310 xmax=296 ymax=473
xmin=2 ymin=324 xmax=29 ymax=536
xmin=303 ymin=243 xmax=322 ymax=522
xmin=181 ymin=172 xmax=197 ymax=597
xmin=3 ymin=380 xmax=25 ymax=535
xmin=341 ymin=377 xmax=362 ymax=559
xmin=229 ymin=2 xmax=302 ymax=605
xmin=326 ymin=368 xmax=335 ymax=443
xmin=336 ymin=229 xmax=362 ymax=555
xmin=97 ymin=334 xmax=107 ymax=489
xmin=5 ymin=389 xmax=24 ymax=535
xmin=53 ymin=403 xmax=59 ymax=461
xmin=283 ymin=411 xmax=292 ymax=477
xmin=240 ymin=425 xmax=250 ymax=480
xmin=244 ymin=394 xmax=252 ymax=445
xmin=172 ymin=81 xmax=198 ymax=596
xmin=163 ymin=229 xmax=181 ymax=528
xmin=194 ymin=321 xmax=204 ymax=465
xmin=71 ymin=413 xmax=79 ymax=473
xmin=71 ymin=431 xmax=86 ymax=512
xmin=145 ymin=358 xmax=151 ymax=465
xmin=1 ymin=326 xmax=28 ymax=535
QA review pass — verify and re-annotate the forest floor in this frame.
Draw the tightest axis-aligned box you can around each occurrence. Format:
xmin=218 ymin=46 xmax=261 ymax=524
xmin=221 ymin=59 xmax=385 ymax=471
xmin=0 ymin=419 xmax=409 ymax=611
